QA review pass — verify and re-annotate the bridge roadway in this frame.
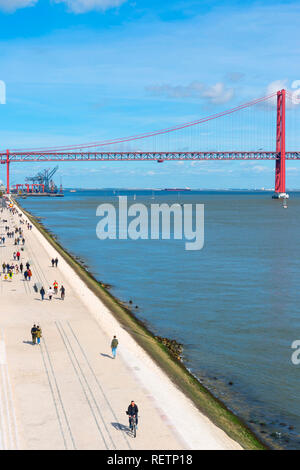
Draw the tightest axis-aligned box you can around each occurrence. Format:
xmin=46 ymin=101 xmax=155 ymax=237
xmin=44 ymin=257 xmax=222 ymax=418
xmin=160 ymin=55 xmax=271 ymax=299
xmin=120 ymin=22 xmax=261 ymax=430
xmin=0 ymin=151 xmax=300 ymax=163
xmin=0 ymin=202 xmax=241 ymax=450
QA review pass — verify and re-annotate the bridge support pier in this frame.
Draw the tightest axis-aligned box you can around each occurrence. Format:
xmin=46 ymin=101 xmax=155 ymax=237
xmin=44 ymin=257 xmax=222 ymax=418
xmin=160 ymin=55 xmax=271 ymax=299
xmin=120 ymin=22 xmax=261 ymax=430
xmin=273 ymin=89 xmax=288 ymax=199
xmin=6 ymin=149 xmax=10 ymax=194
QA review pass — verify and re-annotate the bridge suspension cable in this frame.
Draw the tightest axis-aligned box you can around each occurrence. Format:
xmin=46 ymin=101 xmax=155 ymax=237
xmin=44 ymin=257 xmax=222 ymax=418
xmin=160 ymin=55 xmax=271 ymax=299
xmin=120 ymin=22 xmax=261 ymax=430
xmin=8 ymin=93 xmax=277 ymax=153
xmin=1 ymin=89 xmax=299 ymax=200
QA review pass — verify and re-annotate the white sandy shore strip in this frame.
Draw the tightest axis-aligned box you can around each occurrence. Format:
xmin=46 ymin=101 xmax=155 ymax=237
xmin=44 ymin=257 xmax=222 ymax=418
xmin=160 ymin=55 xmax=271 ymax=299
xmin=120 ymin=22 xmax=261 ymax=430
xmin=15 ymin=200 xmax=242 ymax=450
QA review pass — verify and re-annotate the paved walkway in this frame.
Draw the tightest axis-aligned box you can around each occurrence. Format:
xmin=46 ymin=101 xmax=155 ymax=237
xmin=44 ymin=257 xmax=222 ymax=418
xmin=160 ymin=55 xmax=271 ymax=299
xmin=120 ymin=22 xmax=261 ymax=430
xmin=0 ymin=202 xmax=241 ymax=450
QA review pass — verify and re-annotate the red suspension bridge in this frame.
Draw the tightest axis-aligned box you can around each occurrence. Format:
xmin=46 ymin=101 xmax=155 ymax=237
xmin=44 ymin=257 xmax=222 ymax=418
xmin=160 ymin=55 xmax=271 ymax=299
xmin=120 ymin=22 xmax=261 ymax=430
xmin=1 ymin=89 xmax=299 ymax=197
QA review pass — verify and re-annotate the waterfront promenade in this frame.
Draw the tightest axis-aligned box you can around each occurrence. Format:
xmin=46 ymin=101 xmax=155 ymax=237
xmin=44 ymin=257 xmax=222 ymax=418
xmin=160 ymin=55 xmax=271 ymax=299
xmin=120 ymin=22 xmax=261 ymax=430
xmin=0 ymin=199 xmax=241 ymax=450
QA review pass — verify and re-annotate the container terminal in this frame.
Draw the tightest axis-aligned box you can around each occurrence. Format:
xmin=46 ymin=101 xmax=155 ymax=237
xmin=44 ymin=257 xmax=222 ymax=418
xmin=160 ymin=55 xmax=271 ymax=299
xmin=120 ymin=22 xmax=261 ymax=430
xmin=10 ymin=166 xmax=64 ymax=197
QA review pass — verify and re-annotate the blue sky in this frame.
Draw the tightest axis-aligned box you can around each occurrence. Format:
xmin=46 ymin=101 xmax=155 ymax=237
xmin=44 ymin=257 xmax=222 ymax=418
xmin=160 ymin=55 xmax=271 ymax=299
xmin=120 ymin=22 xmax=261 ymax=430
xmin=0 ymin=0 xmax=300 ymax=189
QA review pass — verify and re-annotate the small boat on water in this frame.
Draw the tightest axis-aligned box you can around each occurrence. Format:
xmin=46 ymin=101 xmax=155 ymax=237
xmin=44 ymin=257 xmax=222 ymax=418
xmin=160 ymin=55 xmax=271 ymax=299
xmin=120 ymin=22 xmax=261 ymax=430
xmin=164 ymin=188 xmax=191 ymax=191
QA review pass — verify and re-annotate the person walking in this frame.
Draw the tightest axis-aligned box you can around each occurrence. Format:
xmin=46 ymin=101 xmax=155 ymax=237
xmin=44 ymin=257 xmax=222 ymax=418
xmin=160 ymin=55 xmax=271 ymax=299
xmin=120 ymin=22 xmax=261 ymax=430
xmin=47 ymin=286 xmax=53 ymax=300
xmin=27 ymin=268 xmax=32 ymax=281
xmin=36 ymin=326 xmax=42 ymax=345
xmin=51 ymin=258 xmax=55 ymax=267
xmin=53 ymin=280 xmax=58 ymax=295
xmin=20 ymin=262 xmax=23 ymax=273
xmin=40 ymin=286 xmax=45 ymax=301
xmin=60 ymin=285 xmax=65 ymax=300
xmin=31 ymin=324 xmax=37 ymax=345
xmin=111 ymin=336 xmax=119 ymax=359
xmin=54 ymin=257 xmax=58 ymax=268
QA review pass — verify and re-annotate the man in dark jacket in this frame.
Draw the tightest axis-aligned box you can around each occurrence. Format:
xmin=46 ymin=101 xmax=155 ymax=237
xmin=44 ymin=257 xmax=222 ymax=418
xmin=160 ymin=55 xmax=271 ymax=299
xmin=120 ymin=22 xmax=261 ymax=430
xmin=40 ymin=286 xmax=45 ymax=301
xmin=127 ymin=401 xmax=139 ymax=429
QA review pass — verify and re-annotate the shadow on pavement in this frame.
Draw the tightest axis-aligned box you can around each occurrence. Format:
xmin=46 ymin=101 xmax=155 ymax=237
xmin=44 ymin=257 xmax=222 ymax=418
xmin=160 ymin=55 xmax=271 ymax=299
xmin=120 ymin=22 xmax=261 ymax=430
xmin=100 ymin=353 xmax=113 ymax=359
xmin=111 ymin=422 xmax=132 ymax=436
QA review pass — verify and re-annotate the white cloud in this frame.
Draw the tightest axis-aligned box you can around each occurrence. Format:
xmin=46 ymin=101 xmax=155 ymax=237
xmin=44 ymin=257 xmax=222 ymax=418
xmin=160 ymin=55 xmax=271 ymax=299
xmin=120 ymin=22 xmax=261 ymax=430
xmin=287 ymin=167 xmax=299 ymax=173
xmin=0 ymin=0 xmax=128 ymax=14
xmin=146 ymin=81 xmax=204 ymax=99
xmin=146 ymin=81 xmax=234 ymax=105
xmin=266 ymin=79 xmax=287 ymax=106
xmin=0 ymin=0 xmax=38 ymax=12
xmin=251 ymin=165 xmax=272 ymax=174
xmin=54 ymin=0 xmax=127 ymax=13
xmin=265 ymin=79 xmax=299 ymax=108
xmin=266 ymin=79 xmax=287 ymax=96
xmin=202 ymin=82 xmax=234 ymax=105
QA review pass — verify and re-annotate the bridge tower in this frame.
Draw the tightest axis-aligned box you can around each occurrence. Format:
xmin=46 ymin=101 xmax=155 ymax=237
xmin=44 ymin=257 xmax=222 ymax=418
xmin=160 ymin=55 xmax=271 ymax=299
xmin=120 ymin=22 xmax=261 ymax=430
xmin=273 ymin=89 xmax=288 ymax=198
xmin=6 ymin=149 xmax=10 ymax=194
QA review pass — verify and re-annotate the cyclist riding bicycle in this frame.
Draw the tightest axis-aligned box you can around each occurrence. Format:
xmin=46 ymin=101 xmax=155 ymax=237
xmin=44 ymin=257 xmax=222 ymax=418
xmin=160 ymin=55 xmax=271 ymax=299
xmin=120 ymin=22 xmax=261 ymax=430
xmin=126 ymin=400 xmax=139 ymax=430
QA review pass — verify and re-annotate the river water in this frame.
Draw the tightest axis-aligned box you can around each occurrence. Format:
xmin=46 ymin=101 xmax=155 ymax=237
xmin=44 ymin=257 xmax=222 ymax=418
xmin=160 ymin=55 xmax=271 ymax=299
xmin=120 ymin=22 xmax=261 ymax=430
xmin=19 ymin=190 xmax=300 ymax=449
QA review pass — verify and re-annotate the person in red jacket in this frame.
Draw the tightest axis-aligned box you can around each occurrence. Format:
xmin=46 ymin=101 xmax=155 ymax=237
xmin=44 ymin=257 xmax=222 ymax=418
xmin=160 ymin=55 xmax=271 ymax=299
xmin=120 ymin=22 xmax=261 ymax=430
xmin=53 ymin=280 xmax=58 ymax=295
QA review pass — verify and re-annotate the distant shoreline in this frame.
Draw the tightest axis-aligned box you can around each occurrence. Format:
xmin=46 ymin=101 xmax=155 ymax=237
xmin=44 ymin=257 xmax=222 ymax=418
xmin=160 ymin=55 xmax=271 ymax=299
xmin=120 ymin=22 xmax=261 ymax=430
xmin=62 ymin=188 xmax=280 ymax=192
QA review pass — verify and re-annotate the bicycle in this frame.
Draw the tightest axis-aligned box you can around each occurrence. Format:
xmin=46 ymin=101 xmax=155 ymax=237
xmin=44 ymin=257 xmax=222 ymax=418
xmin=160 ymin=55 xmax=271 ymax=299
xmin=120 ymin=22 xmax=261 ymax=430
xmin=127 ymin=413 xmax=138 ymax=438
